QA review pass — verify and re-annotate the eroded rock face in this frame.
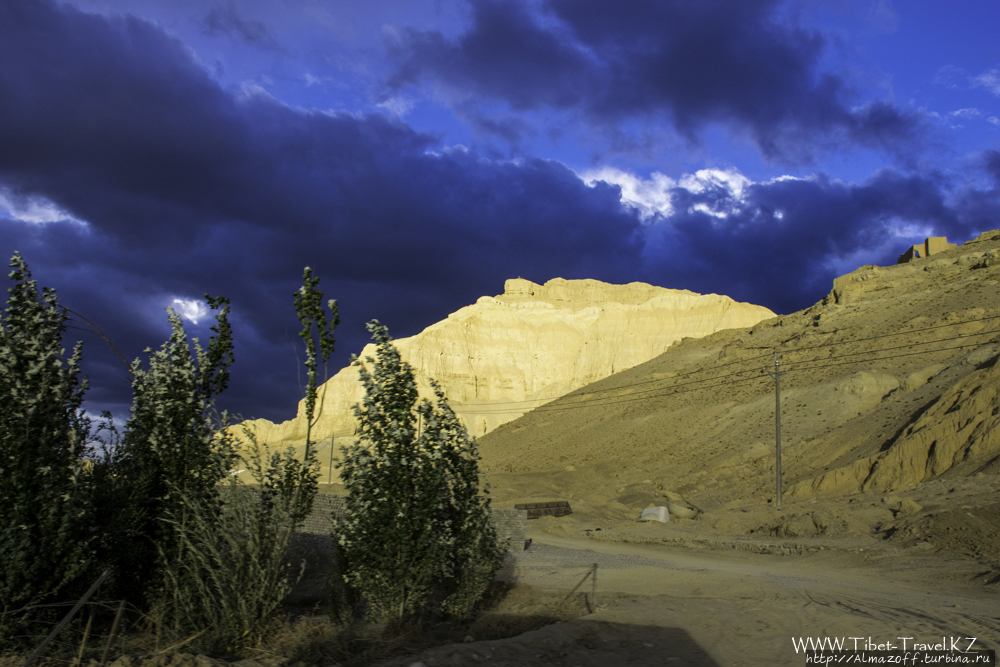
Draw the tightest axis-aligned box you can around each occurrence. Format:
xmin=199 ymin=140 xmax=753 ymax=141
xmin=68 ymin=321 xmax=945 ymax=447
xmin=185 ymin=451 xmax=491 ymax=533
xmin=810 ymin=344 xmax=1000 ymax=494
xmin=241 ymin=278 xmax=775 ymax=447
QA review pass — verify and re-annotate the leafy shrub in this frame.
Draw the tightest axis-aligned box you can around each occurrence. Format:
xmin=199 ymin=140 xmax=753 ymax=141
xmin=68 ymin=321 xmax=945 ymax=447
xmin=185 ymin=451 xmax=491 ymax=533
xmin=0 ymin=257 xmax=343 ymax=656
xmin=142 ymin=267 xmax=337 ymax=655
xmin=336 ymin=321 xmax=506 ymax=630
xmin=92 ymin=297 xmax=237 ymax=613
xmin=0 ymin=253 xmax=95 ymax=637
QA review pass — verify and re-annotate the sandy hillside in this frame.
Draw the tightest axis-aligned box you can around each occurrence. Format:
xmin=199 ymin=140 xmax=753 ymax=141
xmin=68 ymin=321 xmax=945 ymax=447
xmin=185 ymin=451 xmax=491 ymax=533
xmin=480 ymin=231 xmax=1000 ymax=539
xmin=384 ymin=231 xmax=1000 ymax=666
xmin=235 ymin=278 xmax=773 ymax=483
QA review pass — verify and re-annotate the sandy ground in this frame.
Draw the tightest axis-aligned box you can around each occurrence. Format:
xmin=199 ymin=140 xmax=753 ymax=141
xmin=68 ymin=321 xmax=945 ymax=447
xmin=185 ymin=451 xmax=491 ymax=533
xmin=5 ymin=514 xmax=995 ymax=667
xmin=369 ymin=467 xmax=1000 ymax=667
xmin=291 ymin=458 xmax=1000 ymax=666
xmin=373 ymin=523 xmax=1000 ymax=667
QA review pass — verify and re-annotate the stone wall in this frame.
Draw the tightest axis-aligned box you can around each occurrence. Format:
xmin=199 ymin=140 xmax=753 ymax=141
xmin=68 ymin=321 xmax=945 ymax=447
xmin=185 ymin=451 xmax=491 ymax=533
xmin=487 ymin=508 xmax=528 ymax=551
xmin=897 ymin=236 xmax=958 ymax=263
xmin=297 ymin=494 xmax=527 ymax=552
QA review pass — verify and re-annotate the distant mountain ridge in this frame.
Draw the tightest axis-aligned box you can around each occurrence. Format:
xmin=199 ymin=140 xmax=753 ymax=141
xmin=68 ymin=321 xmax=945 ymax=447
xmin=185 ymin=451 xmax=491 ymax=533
xmin=238 ymin=277 xmax=776 ymax=459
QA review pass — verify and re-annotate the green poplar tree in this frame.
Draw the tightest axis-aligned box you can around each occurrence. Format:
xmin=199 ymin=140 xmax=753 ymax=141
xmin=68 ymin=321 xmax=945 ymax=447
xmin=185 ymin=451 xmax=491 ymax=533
xmin=289 ymin=266 xmax=338 ymax=523
xmin=336 ymin=321 xmax=505 ymax=630
xmin=418 ymin=381 xmax=507 ymax=621
xmin=0 ymin=252 xmax=94 ymax=630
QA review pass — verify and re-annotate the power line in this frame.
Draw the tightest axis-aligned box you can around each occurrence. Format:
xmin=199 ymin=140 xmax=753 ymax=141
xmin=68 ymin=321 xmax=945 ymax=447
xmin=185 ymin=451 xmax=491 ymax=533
xmin=780 ymin=329 xmax=997 ymax=367
xmin=294 ymin=313 xmax=1000 ymax=424
xmin=457 ymin=327 xmax=998 ymax=415
xmin=333 ymin=327 xmax=995 ymax=421
xmin=449 ymin=349 xmax=774 ymax=411
xmin=452 ymin=364 xmax=763 ymax=414
xmin=450 ymin=313 xmax=1000 ymax=413
xmin=783 ymin=339 xmax=997 ymax=375
xmin=461 ymin=374 xmax=767 ymax=414
xmin=781 ymin=313 xmax=1000 ymax=354
xmin=460 ymin=371 xmax=755 ymax=413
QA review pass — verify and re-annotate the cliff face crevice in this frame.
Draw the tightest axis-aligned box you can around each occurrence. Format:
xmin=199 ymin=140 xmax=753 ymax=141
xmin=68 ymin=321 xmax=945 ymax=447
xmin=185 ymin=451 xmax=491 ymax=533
xmin=241 ymin=277 xmax=776 ymax=447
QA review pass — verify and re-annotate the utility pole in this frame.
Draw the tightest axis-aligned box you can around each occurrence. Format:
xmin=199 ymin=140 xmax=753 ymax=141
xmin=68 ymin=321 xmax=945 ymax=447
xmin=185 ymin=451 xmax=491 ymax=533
xmin=762 ymin=352 xmax=787 ymax=509
xmin=327 ymin=432 xmax=335 ymax=486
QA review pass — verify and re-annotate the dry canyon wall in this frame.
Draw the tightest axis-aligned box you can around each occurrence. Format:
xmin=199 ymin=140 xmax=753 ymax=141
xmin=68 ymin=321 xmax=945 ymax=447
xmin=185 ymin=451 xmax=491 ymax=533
xmin=239 ymin=278 xmax=776 ymax=451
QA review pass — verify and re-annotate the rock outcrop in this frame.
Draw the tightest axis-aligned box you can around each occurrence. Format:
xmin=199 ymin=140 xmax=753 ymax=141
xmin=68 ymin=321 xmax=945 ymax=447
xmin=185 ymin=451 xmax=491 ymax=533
xmin=799 ymin=342 xmax=1000 ymax=495
xmin=241 ymin=278 xmax=776 ymax=448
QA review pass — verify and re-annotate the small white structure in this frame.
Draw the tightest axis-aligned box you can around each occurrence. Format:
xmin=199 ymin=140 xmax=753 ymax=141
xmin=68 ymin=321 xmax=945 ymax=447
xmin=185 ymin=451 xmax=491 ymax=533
xmin=639 ymin=506 xmax=669 ymax=522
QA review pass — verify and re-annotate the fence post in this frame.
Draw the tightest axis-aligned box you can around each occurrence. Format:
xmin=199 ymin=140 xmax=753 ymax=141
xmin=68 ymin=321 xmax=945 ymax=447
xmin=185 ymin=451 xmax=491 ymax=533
xmin=591 ymin=562 xmax=598 ymax=612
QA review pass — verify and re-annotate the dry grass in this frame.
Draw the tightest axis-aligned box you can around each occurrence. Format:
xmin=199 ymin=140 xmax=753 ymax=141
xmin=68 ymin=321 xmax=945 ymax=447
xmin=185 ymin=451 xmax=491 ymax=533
xmin=0 ymin=578 xmax=580 ymax=667
xmin=253 ymin=580 xmax=581 ymax=667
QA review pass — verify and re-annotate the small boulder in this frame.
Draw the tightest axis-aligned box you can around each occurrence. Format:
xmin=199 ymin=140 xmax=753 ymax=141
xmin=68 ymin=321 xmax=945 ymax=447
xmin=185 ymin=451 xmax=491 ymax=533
xmin=667 ymin=502 xmax=701 ymax=520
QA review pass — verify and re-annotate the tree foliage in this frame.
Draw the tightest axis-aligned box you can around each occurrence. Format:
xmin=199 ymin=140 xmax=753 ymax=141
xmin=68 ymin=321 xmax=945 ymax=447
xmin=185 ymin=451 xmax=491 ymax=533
xmin=336 ymin=321 xmax=505 ymax=629
xmin=417 ymin=382 xmax=508 ymax=621
xmin=144 ymin=268 xmax=337 ymax=654
xmin=94 ymin=297 xmax=238 ymax=608
xmin=0 ymin=252 xmax=94 ymax=619
xmin=0 ymin=255 xmax=344 ymax=656
xmin=288 ymin=266 xmax=338 ymax=524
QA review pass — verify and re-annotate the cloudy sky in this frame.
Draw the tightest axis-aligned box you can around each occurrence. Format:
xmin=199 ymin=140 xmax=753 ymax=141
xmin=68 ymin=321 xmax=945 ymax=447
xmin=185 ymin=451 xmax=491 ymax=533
xmin=2 ymin=0 xmax=999 ymax=424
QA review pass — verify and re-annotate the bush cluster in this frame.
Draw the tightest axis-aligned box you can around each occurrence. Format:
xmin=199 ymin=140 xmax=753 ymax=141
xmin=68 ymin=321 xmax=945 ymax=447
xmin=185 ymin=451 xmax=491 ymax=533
xmin=0 ymin=254 xmax=504 ymax=659
xmin=0 ymin=256 xmax=333 ymax=655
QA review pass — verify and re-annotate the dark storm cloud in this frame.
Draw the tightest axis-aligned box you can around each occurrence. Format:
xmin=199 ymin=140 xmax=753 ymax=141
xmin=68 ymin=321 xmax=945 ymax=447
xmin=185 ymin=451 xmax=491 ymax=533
xmin=0 ymin=0 xmax=249 ymax=246
xmin=201 ymin=1 xmax=283 ymax=51
xmin=950 ymin=151 xmax=1000 ymax=230
xmin=0 ymin=0 xmax=993 ymax=425
xmin=636 ymin=168 xmax=993 ymax=314
xmin=0 ymin=0 xmax=640 ymax=422
xmin=386 ymin=0 xmax=921 ymax=162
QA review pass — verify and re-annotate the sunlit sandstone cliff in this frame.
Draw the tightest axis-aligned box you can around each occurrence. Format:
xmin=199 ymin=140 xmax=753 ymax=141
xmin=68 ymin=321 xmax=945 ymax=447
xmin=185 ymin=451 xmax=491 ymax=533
xmin=239 ymin=278 xmax=776 ymax=448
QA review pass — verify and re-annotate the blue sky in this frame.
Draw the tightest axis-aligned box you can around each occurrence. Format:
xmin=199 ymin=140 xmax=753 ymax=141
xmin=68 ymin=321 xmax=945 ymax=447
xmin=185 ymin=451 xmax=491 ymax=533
xmin=1 ymin=0 xmax=999 ymax=423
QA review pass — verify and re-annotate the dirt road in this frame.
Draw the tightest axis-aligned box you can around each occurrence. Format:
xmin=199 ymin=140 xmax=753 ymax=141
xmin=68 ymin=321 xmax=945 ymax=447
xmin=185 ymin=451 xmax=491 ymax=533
xmin=376 ymin=533 xmax=1000 ymax=667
